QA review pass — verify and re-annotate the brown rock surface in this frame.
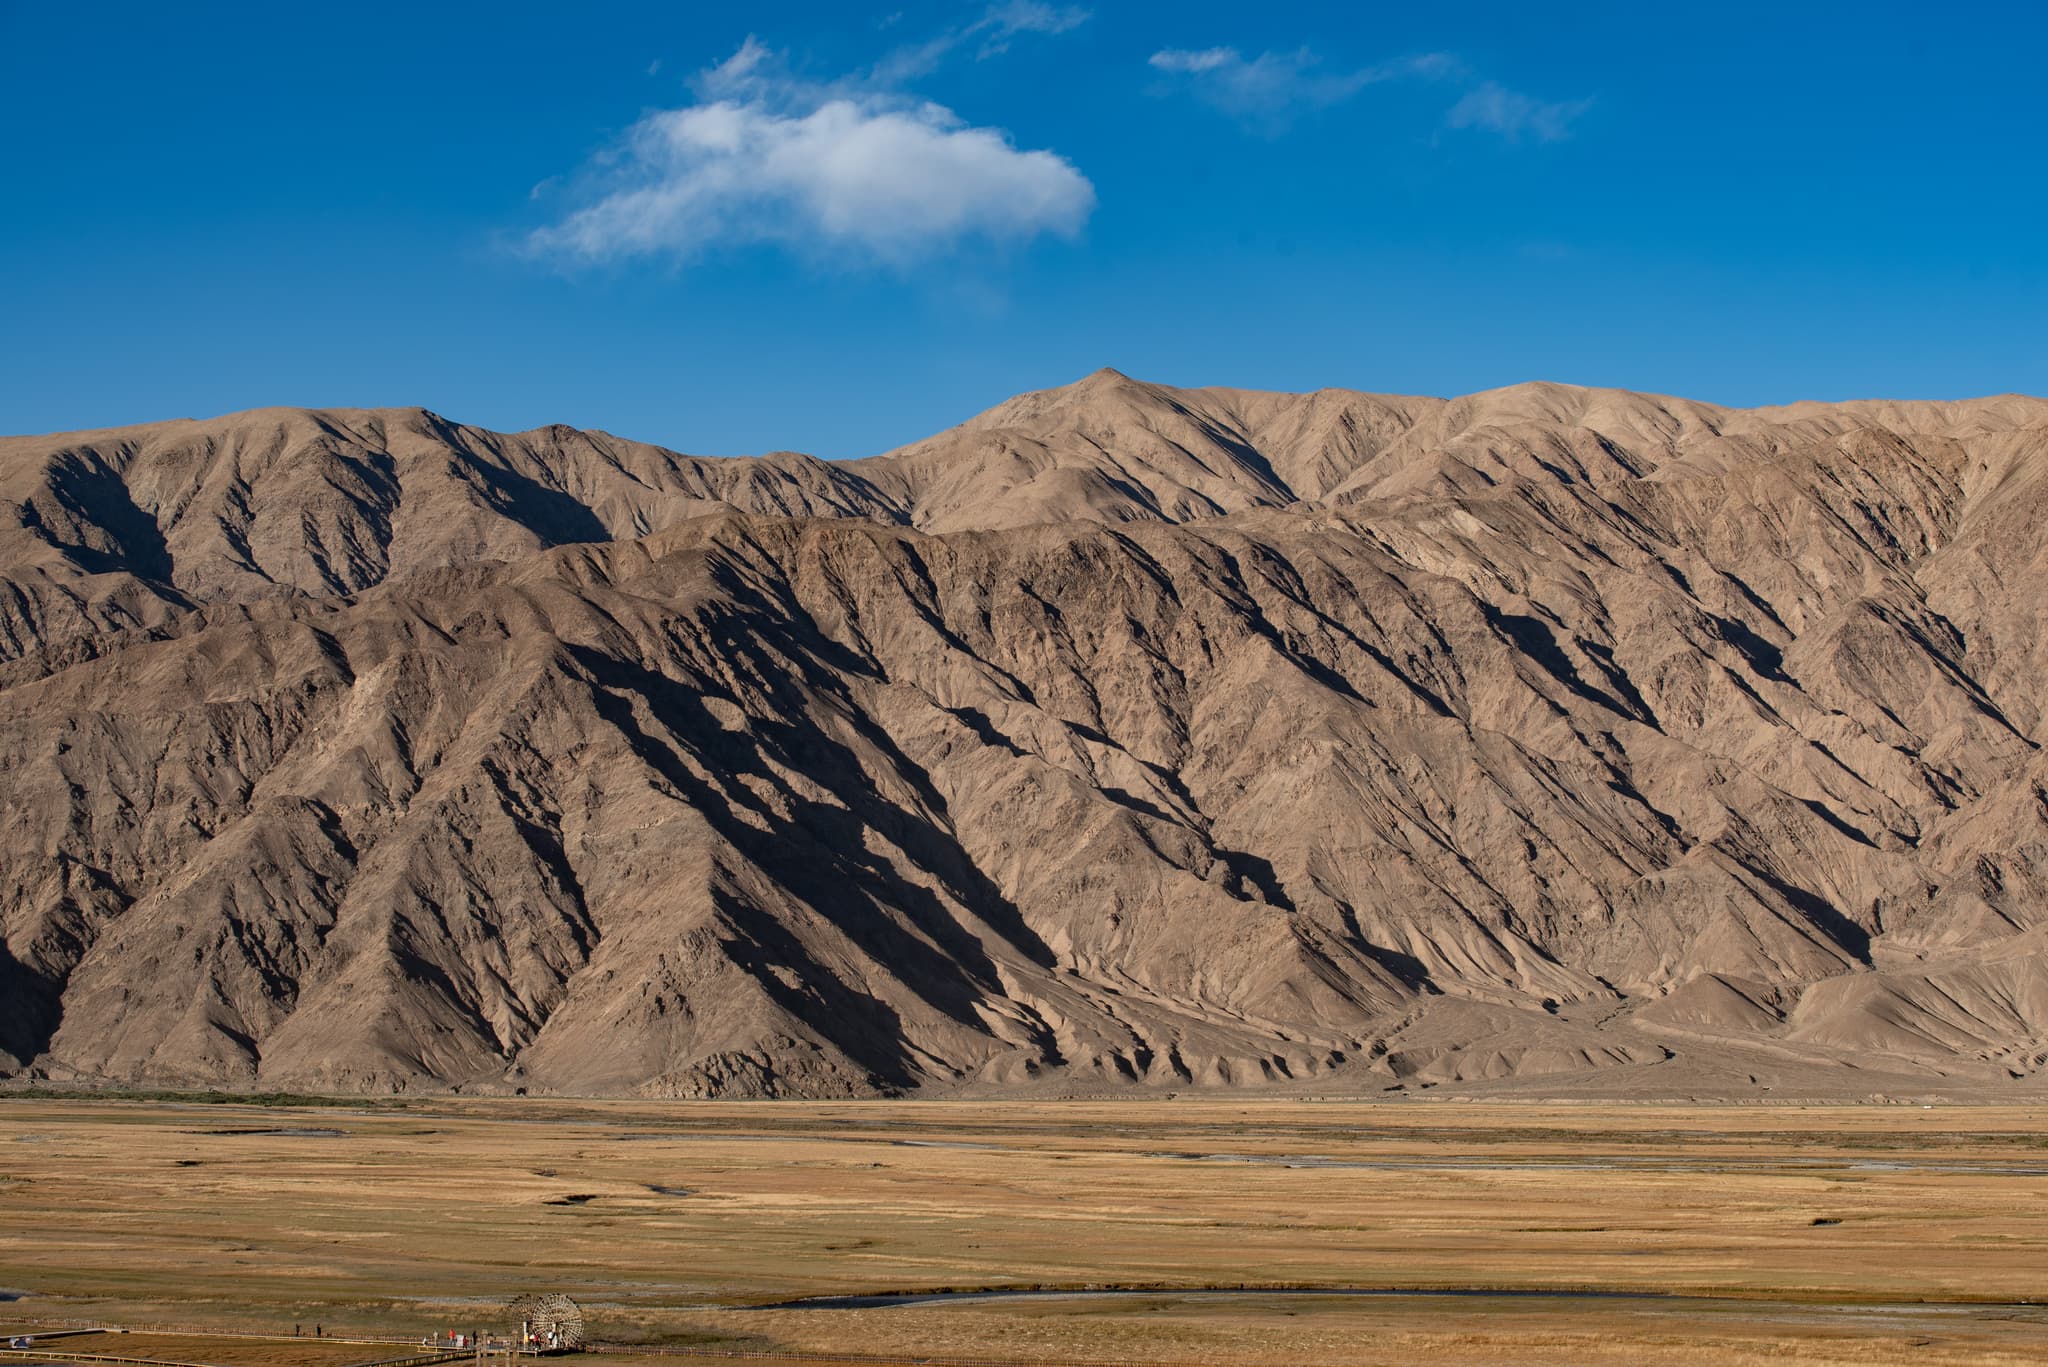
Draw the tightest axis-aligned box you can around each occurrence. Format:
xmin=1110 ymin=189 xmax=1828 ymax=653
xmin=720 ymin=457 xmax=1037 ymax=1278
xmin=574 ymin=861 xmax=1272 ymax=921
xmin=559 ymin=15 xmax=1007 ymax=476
xmin=3 ymin=373 xmax=2047 ymax=1097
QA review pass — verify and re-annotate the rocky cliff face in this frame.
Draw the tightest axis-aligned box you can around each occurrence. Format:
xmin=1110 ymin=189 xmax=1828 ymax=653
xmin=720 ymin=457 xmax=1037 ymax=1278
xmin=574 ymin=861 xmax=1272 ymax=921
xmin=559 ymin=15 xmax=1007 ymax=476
xmin=4 ymin=373 xmax=2047 ymax=1097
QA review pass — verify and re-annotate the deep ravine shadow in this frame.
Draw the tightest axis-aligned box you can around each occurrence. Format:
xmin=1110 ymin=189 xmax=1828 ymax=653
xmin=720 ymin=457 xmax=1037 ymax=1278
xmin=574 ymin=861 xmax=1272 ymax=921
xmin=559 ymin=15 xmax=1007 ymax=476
xmin=1484 ymin=605 xmax=1653 ymax=725
xmin=1737 ymin=858 xmax=1875 ymax=966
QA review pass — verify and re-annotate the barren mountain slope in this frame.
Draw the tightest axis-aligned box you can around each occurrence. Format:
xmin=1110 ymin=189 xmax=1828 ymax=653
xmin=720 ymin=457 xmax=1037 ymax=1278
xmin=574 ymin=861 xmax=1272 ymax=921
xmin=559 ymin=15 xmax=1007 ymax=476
xmin=0 ymin=406 xmax=901 ymax=660
xmin=3 ymin=375 xmax=2047 ymax=1097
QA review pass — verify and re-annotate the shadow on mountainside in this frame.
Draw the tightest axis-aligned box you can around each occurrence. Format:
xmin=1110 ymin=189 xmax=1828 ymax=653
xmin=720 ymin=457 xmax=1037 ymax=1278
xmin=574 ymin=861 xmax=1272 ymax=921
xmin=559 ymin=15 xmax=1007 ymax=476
xmin=564 ymin=636 xmax=1060 ymax=1088
xmin=39 ymin=453 xmax=185 ymax=589
xmin=469 ymin=461 xmax=612 ymax=548
xmin=1484 ymin=605 xmax=1653 ymax=724
xmin=0 ymin=942 xmax=60 ymax=1073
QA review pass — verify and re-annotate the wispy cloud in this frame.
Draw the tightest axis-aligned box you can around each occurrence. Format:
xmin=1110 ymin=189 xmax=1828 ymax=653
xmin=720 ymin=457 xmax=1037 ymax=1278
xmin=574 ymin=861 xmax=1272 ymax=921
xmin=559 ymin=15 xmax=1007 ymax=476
xmin=975 ymin=1 xmax=1090 ymax=57
xmin=527 ymin=38 xmax=1094 ymax=266
xmin=872 ymin=2 xmax=1089 ymax=81
xmin=1446 ymin=81 xmax=1593 ymax=142
xmin=1148 ymin=46 xmax=1458 ymax=128
xmin=1149 ymin=41 xmax=1590 ymax=144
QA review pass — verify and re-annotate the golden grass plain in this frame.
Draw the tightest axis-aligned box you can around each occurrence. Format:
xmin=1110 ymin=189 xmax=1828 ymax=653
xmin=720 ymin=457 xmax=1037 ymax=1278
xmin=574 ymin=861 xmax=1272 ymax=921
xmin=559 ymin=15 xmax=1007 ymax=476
xmin=4 ymin=1096 xmax=2048 ymax=1364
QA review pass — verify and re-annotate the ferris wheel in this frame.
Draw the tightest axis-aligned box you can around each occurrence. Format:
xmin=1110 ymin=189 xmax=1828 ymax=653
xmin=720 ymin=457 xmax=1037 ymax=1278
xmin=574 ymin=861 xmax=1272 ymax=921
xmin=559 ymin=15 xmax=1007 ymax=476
xmin=505 ymin=1293 xmax=585 ymax=1353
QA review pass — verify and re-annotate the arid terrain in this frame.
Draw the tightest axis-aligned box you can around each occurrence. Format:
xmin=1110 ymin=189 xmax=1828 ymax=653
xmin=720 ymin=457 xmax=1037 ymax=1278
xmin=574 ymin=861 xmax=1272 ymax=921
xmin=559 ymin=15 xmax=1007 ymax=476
xmin=4 ymin=373 xmax=2048 ymax=1097
xmin=5 ymin=1097 xmax=2048 ymax=1364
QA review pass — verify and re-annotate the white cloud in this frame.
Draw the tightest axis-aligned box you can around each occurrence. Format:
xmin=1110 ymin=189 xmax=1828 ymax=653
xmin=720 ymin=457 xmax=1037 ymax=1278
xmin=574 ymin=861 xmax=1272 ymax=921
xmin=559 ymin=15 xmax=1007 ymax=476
xmin=1148 ymin=46 xmax=1457 ymax=127
xmin=1446 ymin=81 xmax=1593 ymax=142
xmin=528 ymin=40 xmax=1094 ymax=265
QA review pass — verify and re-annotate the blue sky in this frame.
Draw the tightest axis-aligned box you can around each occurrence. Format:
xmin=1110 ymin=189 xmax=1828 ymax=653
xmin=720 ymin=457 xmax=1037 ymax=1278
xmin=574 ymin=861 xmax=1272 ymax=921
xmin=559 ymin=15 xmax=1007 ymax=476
xmin=3 ymin=2 xmax=2044 ymax=457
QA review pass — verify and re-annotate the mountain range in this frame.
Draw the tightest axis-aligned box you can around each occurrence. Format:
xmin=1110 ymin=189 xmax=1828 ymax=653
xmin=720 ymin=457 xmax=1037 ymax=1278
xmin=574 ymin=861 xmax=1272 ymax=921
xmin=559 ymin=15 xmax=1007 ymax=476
xmin=4 ymin=370 xmax=2047 ymax=1099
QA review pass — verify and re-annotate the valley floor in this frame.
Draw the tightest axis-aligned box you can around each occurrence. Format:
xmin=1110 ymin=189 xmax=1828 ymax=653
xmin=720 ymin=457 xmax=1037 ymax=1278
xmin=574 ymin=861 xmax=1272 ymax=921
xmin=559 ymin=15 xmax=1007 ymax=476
xmin=4 ymin=1096 xmax=2048 ymax=1363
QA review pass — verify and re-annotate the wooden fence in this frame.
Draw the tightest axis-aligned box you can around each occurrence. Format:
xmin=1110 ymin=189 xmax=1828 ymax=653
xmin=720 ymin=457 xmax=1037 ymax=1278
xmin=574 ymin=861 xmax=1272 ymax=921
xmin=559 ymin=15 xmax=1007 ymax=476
xmin=0 ymin=1344 xmax=468 ymax=1367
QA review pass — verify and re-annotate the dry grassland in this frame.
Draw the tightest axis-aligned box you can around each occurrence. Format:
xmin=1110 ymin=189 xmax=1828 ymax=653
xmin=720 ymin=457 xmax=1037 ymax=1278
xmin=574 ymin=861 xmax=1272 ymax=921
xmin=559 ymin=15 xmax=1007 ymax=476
xmin=0 ymin=1333 xmax=423 ymax=1367
xmin=3 ymin=1097 xmax=2048 ymax=1364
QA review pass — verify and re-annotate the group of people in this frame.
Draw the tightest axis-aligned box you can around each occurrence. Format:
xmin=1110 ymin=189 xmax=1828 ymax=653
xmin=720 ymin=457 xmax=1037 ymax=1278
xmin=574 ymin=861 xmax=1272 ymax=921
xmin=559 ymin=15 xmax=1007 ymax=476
xmin=419 ymin=1329 xmax=559 ymax=1352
